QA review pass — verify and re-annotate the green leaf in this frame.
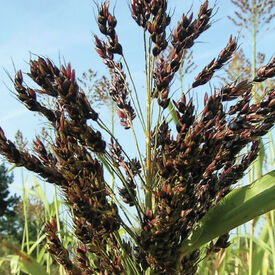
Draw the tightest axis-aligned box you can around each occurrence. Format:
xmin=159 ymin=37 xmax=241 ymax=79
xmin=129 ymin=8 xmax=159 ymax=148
xmin=232 ymin=234 xmax=272 ymax=254
xmin=255 ymin=138 xmax=265 ymax=179
xmin=37 ymin=244 xmax=47 ymax=264
xmin=10 ymin=255 xmax=20 ymax=273
xmin=168 ymin=102 xmax=178 ymax=125
xmin=0 ymin=255 xmax=20 ymax=273
xmin=178 ymin=170 xmax=275 ymax=262
xmin=97 ymin=154 xmax=113 ymax=175
xmin=29 ymin=176 xmax=51 ymax=216
xmin=28 ymin=234 xmax=47 ymax=256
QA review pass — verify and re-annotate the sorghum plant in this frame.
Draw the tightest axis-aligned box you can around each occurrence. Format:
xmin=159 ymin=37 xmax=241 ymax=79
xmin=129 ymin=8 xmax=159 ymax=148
xmin=1 ymin=1 xmax=275 ymax=274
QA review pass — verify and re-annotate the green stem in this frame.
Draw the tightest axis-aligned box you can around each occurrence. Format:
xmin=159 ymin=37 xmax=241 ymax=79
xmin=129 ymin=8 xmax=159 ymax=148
xmin=114 ymin=232 xmax=140 ymax=275
xmin=129 ymin=120 xmax=147 ymax=183
xmin=53 ymin=184 xmax=63 ymax=275
xmin=97 ymin=118 xmax=146 ymax=187
xmin=53 ymin=184 xmax=61 ymax=238
xmin=179 ymin=59 xmax=184 ymax=95
xmin=46 ymin=251 xmax=51 ymax=274
xmin=266 ymin=212 xmax=275 ymax=275
xmin=268 ymin=131 xmax=275 ymax=171
xmin=36 ymin=224 xmax=39 ymax=259
xmin=235 ymin=226 xmax=240 ymax=274
xmin=144 ymin=30 xmax=153 ymax=210
xmin=250 ymin=4 xmax=261 ymax=265
xmin=99 ymin=152 xmax=143 ymax=220
xmin=248 ymin=147 xmax=254 ymax=275
xmin=248 ymin=220 xmax=254 ymax=275
xmin=21 ymin=169 xmax=29 ymax=253
xmin=111 ymin=99 xmax=115 ymax=190
xmin=121 ymin=55 xmax=146 ymax=132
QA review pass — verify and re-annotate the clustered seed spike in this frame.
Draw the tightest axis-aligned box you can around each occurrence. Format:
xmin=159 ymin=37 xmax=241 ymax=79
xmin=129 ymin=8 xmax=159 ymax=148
xmin=25 ymin=57 xmax=106 ymax=152
xmin=51 ymin=109 xmax=123 ymax=272
xmin=28 ymin=57 xmax=60 ymax=96
xmin=171 ymin=0 xmax=212 ymax=51
xmin=75 ymin=243 xmax=93 ymax=275
xmin=95 ymin=3 xmax=136 ymax=129
xmin=97 ymin=1 xmax=122 ymax=55
xmin=94 ymin=35 xmax=115 ymax=68
xmin=138 ymin=78 xmax=275 ymax=272
xmin=45 ymin=219 xmax=81 ymax=275
xmin=153 ymin=0 xmax=213 ymax=108
xmin=147 ymin=0 xmax=170 ymax=56
xmin=131 ymin=0 xmax=170 ymax=56
xmin=131 ymin=0 xmax=151 ymax=28
xmin=254 ymin=56 xmax=275 ymax=82
xmin=153 ymin=54 xmax=180 ymax=108
xmin=0 ymin=127 xmax=64 ymax=184
xmin=14 ymin=70 xmax=56 ymax=122
xmin=109 ymin=138 xmax=139 ymax=206
xmin=61 ymin=115 xmax=123 ymax=271
xmin=192 ymin=36 xmax=237 ymax=88
xmin=110 ymin=63 xmax=136 ymax=129
xmin=174 ymin=94 xmax=195 ymax=140
xmin=0 ymin=56 xmax=126 ymax=273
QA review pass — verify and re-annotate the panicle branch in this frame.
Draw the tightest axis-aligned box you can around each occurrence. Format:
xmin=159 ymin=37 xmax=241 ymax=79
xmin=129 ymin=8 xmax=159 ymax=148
xmin=45 ymin=219 xmax=81 ymax=275
xmin=192 ymin=36 xmax=237 ymax=88
xmin=254 ymin=56 xmax=275 ymax=82
xmin=138 ymin=64 xmax=275 ymax=272
xmin=131 ymin=0 xmax=151 ymax=29
xmin=0 ymin=127 xmax=64 ymax=184
xmin=97 ymin=0 xmax=122 ymax=55
xmin=153 ymin=0 xmax=213 ymax=109
xmin=147 ymin=0 xmax=170 ymax=56
xmin=1 ymin=56 xmax=126 ymax=273
xmin=95 ymin=2 xmax=136 ymax=129
xmin=109 ymin=138 xmax=141 ymax=207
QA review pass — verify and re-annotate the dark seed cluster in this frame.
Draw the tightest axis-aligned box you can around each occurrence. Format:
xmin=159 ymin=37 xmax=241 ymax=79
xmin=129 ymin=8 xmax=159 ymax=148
xmin=0 ymin=127 xmax=64 ymax=185
xmin=172 ymin=1 xmax=212 ymax=49
xmin=0 ymin=1 xmax=274 ymax=274
xmin=0 ymin=57 xmax=125 ymax=273
xmin=95 ymin=2 xmax=136 ymax=129
xmin=131 ymin=0 xmax=170 ymax=56
xmin=148 ymin=0 xmax=170 ymax=56
xmin=24 ymin=58 xmax=105 ymax=152
xmin=254 ymin=56 xmax=275 ymax=82
xmin=138 ymin=78 xmax=275 ymax=273
xmin=109 ymin=138 xmax=141 ymax=206
xmin=74 ymin=243 xmax=93 ymax=275
xmin=192 ymin=36 xmax=237 ymax=88
xmin=45 ymin=219 xmax=80 ymax=275
xmin=153 ymin=0 xmax=213 ymax=109
xmin=131 ymin=0 xmax=151 ymax=29
xmin=110 ymin=63 xmax=136 ymax=129
xmin=97 ymin=0 xmax=122 ymax=55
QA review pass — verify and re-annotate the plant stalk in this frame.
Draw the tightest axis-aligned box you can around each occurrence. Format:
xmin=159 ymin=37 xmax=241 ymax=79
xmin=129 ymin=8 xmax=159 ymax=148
xmin=144 ymin=29 xmax=152 ymax=210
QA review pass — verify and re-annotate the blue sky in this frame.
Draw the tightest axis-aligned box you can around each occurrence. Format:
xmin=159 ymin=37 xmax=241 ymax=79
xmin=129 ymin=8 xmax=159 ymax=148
xmin=0 ymin=1 xmax=233 ymax=138
xmin=0 ymin=0 xmax=274 ymax=196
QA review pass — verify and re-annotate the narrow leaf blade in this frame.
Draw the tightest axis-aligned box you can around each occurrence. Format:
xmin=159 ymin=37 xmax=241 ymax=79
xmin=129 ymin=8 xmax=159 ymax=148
xmin=179 ymin=171 xmax=275 ymax=257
